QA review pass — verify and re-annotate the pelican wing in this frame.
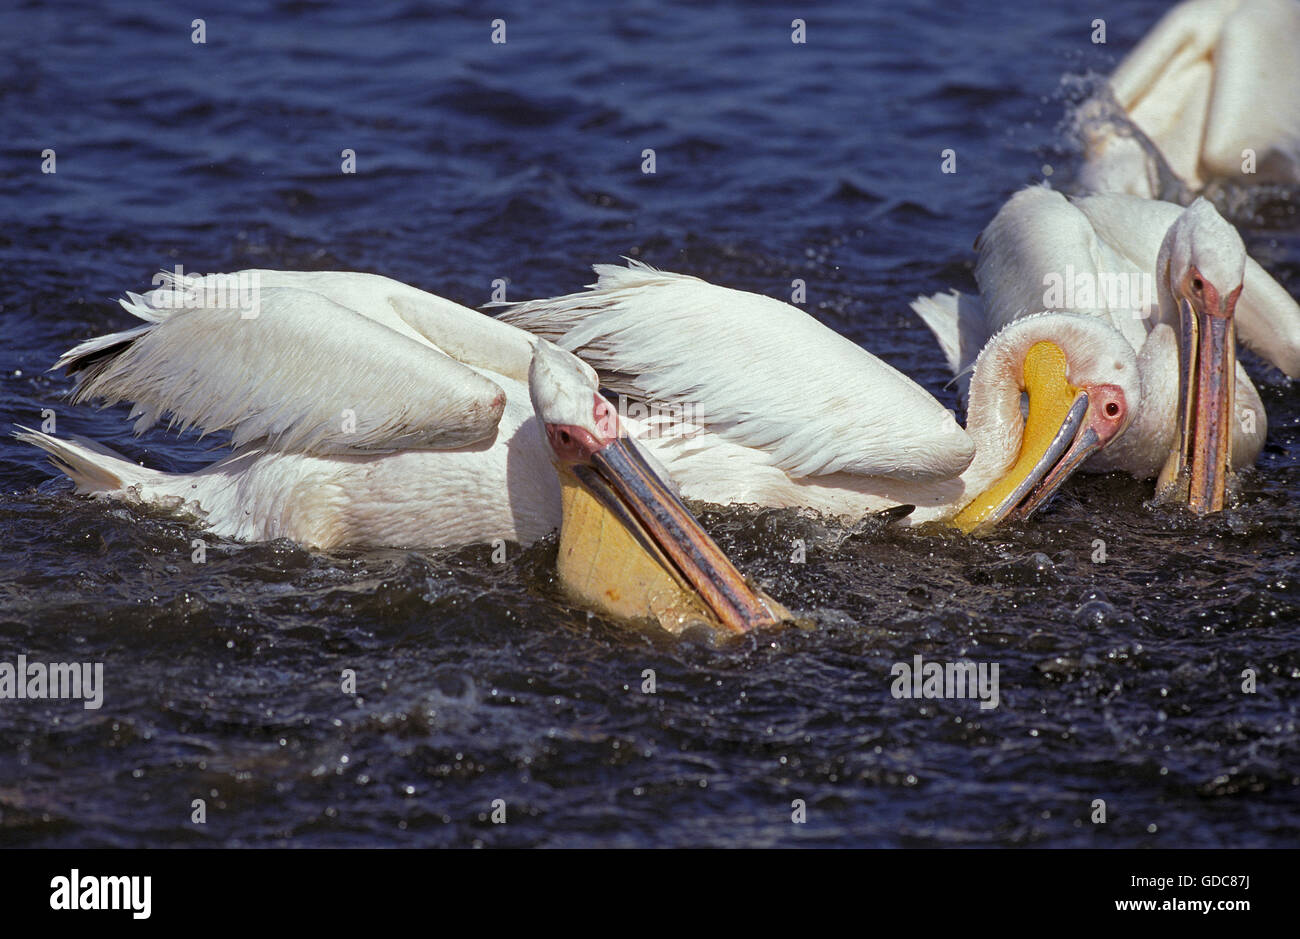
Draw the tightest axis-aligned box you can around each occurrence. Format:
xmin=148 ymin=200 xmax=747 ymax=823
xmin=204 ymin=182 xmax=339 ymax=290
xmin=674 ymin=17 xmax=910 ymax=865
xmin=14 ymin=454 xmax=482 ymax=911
xmin=58 ymin=278 xmax=507 ymax=454
xmin=499 ymin=262 xmax=974 ymax=482
xmin=976 ymin=188 xmax=1300 ymax=378
xmin=973 ymin=186 xmax=1152 ymax=351
xmin=1107 ymin=0 xmax=1231 ymax=183
xmin=231 ymin=270 xmax=539 ymax=383
xmin=1234 ymin=258 xmax=1300 ymax=377
xmin=1111 ymin=0 xmax=1300 ymax=183
xmin=909 ymin=289 xmax=989 ymax=401
xmin=1072 ymin=192 xmax=1300 ymax=377
xmin=1200 ymin=0 xmax=1300 ymax=179
xmin=1109 ymin=0 xmax=1229 ymax=111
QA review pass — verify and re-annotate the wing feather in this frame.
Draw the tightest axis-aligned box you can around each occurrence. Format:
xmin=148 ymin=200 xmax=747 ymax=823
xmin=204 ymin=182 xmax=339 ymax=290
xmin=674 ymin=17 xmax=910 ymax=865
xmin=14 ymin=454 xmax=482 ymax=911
xmin=60 ymin=282 xmax=506 ymax=454
xmin=500 ymin=262 xmax=973 ymax=482
xmin=1072 ymin=192 xmax=1300 ymax=376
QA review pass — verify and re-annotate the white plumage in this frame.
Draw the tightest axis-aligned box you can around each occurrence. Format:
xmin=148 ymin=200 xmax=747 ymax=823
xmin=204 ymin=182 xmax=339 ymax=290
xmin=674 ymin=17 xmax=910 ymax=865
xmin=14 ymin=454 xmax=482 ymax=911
xmin=21 ymin=271 xmax=568 ymax=548
xmin=21 ymin=270 xmax=793 ymax=633
xmin=1079 ymin=0 xmax=1300 ymax=197
xmin=506 ymin=262 xmax=973 ymax=482
xmin=913 ymin=185 xmax=1300 ymax=480
xmin=501 ymin=261 xmax=1141 ymax=526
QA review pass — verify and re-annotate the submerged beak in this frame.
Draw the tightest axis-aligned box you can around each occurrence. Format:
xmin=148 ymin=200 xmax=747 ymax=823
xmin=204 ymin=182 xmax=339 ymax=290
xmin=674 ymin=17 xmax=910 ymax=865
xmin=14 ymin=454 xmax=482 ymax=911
xmin=570 ymin=434 xmax=789 ymax=634
xmin=1157 ymin=285 xmax=1239 ymax=513
xmin=1005 ymin=392 xmax=1115 ymax=524
xmin=953 ymin=341 xmax=1128 ymax=534
xmin=962 ymin=391 xmax=1116 ymax=533
xmin=551 ymin=410 xmax=790 ymax=629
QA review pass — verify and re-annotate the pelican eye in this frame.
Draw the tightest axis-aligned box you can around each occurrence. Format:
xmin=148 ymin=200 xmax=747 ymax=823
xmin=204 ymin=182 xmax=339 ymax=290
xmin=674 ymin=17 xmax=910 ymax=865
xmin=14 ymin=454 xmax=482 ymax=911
xmin=1192 ymin=277 xmax=1204 ymax=291
xmin=1104 ymin=402 xmax=1120 ymax=418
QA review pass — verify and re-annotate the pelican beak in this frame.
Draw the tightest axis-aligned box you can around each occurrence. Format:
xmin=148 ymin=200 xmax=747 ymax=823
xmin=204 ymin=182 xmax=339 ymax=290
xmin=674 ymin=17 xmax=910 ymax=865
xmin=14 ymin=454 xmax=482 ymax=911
xmin=1005 ymin=387 xmax=1127 ymax=523
xmin=546 ymin=402 xmax=790 ymax=635
xmin=1156 ymin=280 xmax=1240 ymax=513
xmin=953 ymin=342 xmax=1129 ymax=534
xmin=575 ymin=436 xmax=788 ymax=633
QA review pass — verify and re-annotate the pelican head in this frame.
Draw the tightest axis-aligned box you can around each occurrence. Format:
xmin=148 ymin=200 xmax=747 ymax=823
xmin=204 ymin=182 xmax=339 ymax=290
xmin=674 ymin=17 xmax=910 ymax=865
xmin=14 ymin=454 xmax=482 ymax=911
xmin=955 ymin=313 xmax=1139 ymax=533
xmin=528 ymin=341 xmax=790 ymax=634
xmin=1155 ymin=198 xmax=1246 ymax=513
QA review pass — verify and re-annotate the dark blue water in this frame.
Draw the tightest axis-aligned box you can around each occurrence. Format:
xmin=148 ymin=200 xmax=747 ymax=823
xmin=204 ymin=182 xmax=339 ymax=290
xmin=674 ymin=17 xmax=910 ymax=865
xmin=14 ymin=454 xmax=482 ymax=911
xmin=1 ymin=0 xmax=1297 ymax=847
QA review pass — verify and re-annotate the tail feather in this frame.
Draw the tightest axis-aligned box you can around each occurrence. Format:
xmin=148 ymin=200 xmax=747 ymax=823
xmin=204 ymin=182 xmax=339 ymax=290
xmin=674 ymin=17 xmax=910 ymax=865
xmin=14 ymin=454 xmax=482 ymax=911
xmin=909 ymin=289 xmax=989 ymax=400
xmin=14 ymin=427 xmax=153 ymax=493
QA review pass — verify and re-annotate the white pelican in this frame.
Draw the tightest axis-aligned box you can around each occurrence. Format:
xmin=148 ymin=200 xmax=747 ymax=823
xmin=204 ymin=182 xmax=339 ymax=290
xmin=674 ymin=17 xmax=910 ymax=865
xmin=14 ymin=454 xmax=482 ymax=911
xmin=1077 ymin=0 xmax=1300 ymax=198
xmin=17 ymin=270 xmax=789 ymax=635
xmin=912 ymin=185 xmax=1300 ymax=511
xmin=499 ymin=261 xmax=1140 ymax=534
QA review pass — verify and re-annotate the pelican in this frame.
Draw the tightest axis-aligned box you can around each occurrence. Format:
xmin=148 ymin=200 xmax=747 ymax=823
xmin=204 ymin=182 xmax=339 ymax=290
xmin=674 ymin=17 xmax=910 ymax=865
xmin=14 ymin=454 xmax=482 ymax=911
xmin=1077 ymin=0 xmax=1300 ymax=198
xmin=499 ymin=261 xmax=1139 ymax=534
xmin=17 ymin=270 xmax=789 ymax=635
xmin=912 ymin=185 xmax=1300 ymax=511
